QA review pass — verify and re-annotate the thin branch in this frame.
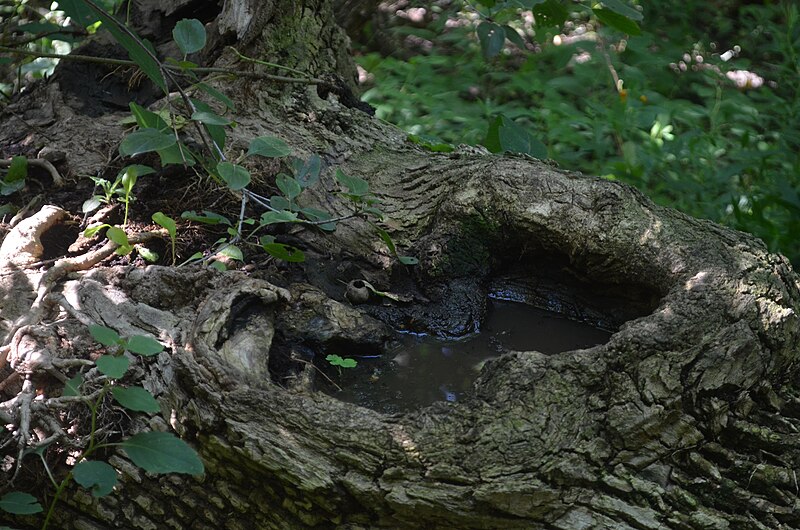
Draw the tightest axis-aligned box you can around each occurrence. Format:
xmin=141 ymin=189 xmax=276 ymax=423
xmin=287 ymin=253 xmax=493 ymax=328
xmin=0 ymin=46 xmax=324 ymax=84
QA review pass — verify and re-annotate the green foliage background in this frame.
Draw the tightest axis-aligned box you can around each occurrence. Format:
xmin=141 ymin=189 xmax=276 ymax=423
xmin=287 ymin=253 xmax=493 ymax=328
xmin=356 ymin=1 xmax=800 ymax=267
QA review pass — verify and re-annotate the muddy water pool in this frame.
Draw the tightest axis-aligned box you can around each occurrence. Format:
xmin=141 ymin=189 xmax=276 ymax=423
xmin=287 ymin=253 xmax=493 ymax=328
xmin=326 ymin=298 xmax=612 ymax=413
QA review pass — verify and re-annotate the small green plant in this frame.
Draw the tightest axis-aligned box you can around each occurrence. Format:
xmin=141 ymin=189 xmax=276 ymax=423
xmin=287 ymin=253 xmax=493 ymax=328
xmin=152 ymin=211 xmax=177 ymax=265
xmin=326 ymin=354 xmax=358 ymax=370
xmin=0 ymin=324 xmax=204 ymax=529
xmin=0 ymin=155 xmax=27 ymax=196
xmin=82 ymin=165 xmax=154 ymax=221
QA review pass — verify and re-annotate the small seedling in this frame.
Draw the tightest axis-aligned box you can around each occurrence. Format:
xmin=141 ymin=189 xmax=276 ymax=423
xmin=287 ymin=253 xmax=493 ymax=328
xmin=326 ymin=354 xmax=358 ymax=369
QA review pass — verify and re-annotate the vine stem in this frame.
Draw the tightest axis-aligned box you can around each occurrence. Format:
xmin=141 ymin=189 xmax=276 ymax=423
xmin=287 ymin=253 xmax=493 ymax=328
xmin=40 ymin=385 xmax=108 ymax=530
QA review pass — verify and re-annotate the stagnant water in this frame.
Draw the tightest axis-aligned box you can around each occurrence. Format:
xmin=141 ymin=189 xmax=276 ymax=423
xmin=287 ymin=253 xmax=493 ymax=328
xmin=325 ymin=299 xmax=612 ymax=413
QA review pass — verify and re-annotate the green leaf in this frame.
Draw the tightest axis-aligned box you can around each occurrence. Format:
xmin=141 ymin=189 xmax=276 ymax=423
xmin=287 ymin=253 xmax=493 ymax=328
xmin=194 ymin=82 xmax=235 ymax=111
xmin=326 ymin=354 xmax=357 ymax=368
xmin=112 ymin=386 xmax=160 ymax=413
xmin=593 ymin=8 xmax=641 ymax=35
xmin=218 ymin=245 xmax=243 ymax=261
xmin=152 ymin=212 xmax=176 ymax=238
xmin=292 ymin=155 xmax=321 ymax=187
xmin=125 ymin=335 xmax=164 ymax=356
xmin=477 ymin=22 xmax=505 ymax=59
xmin=106 ymin=226 xmax=130 ymax=247
xmin=407 ymin=134 xmax=454 ymax=153
xmin=191 ymin=99 xmax=227 ymax=153
xmin=5 ymin=156 xmax=28 ymax=182
xmin=63 ymin=374 xmax=84 ymax=397
xmin=0 ymin=492 xmax=43 ymax=515
xmin=485 ymin=115 xmax=547 ymax=158
xmin=118 ymin=164 xmax=156 ymax=180
xmin=96 ymin=355 xmax=130 ymax=379
xmin=73 ymin=460 xmax=117 ymax=497
xmin=172 ymin=18 xmax=207 ymax=54
xmin=299 ymin=208 xmax=337 ymax=231
xmin=374 ymin=225 xmax=418 ymax=265
xmin=600 ymin=0 xmax=643 ymax=21
xmin=120 ymin=128 xmax=176 ymax=156
xmin=532 ymin=0 xmax=568 ymax=27
xmin=260 ymin=210 xmax=299 ymax=226
xmin=247 ymin=136 xmax=291 ymax=158
xmin=217 ymin=162 xmax=251 ymax=190
xmin=499 ymin=120 xmax=547 ymax=159
xmin=157 ymin=142 xmax=197 ymax=166
xmin=83 ymin=224 xmax=110 ymax=238
xmin=83 ymin=197 xmax=103 ymax=214
xmin=181 ymin=210 xmax=231 ymax=225
xmin=261 ymin=241 xmax=305 ymax=262
xmin=137 ymin=246 xmax=159 ymax=262
xmin=57 ymin=0 xmax=99 ymax=29
xmin=502 ymin=25 xmax=526 ymax=49
xmin=89 ymin=325 xmax=120 ymax=347
xmin=121 ymin=166 xmax=138 ymax=195
xmin=335 ymin=169 xmax=369 ymax=197
xmin=84 ymin=3 xmax=167 ymax=93
xmin=164 ymin=57 xmax=198 ymax=70
xmin=276 ymin=174 xmax=302 ymax=201
xmin=270 ymin=195 xmax=292 ymax=211
xmin=190 ymin=110 xmax=231 ymax=126
xmin=129 ymin=102 xmax=168 ymax=130
xmin=375 ymin=226 xmax=397 ymax=254
xmin=120 ymin=431 xmax=204 ymax=475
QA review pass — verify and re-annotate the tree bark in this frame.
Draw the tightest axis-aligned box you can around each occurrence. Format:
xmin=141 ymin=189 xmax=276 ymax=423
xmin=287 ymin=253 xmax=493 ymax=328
xmin=2 ymin=1 xmax=800 ymax=529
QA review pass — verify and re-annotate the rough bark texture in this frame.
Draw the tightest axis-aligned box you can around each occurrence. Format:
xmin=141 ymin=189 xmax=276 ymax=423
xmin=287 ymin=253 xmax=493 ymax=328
xmin=2 ymin=1 xmax=800 ymax=529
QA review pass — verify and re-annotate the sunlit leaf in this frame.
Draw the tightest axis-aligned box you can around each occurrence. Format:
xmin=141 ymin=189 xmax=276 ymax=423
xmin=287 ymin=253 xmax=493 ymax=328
xmin=152 ymin=212 xmax=176 ymax=238
xmin=106 ymin=226 xmax=130 ymax=247
xmin=218 ymin=245 xmax=243 ymax=261
xmin=137 ymin=246 xmax=159 ymax=262
xmin=326 ymin=354 xmax=357 ymax=368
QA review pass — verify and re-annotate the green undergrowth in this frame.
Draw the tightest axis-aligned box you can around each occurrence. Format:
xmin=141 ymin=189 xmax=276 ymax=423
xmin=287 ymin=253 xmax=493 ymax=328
xmin=357 ymin=1 xmax=800 ymax=266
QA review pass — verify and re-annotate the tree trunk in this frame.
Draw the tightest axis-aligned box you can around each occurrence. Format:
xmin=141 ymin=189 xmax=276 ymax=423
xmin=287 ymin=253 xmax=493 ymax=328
xmin=2 ymin=1 xmax=800 ymax=529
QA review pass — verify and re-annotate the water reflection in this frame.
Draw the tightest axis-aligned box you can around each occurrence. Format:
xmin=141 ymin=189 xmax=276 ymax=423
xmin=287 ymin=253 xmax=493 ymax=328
xmin=327 ymin=299 xmax=612 ymax=413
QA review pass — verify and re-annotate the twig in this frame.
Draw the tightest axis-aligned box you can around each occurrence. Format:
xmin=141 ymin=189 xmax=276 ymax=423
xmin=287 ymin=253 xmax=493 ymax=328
xmin=0 ymin=45 xmax=324 ymax=84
